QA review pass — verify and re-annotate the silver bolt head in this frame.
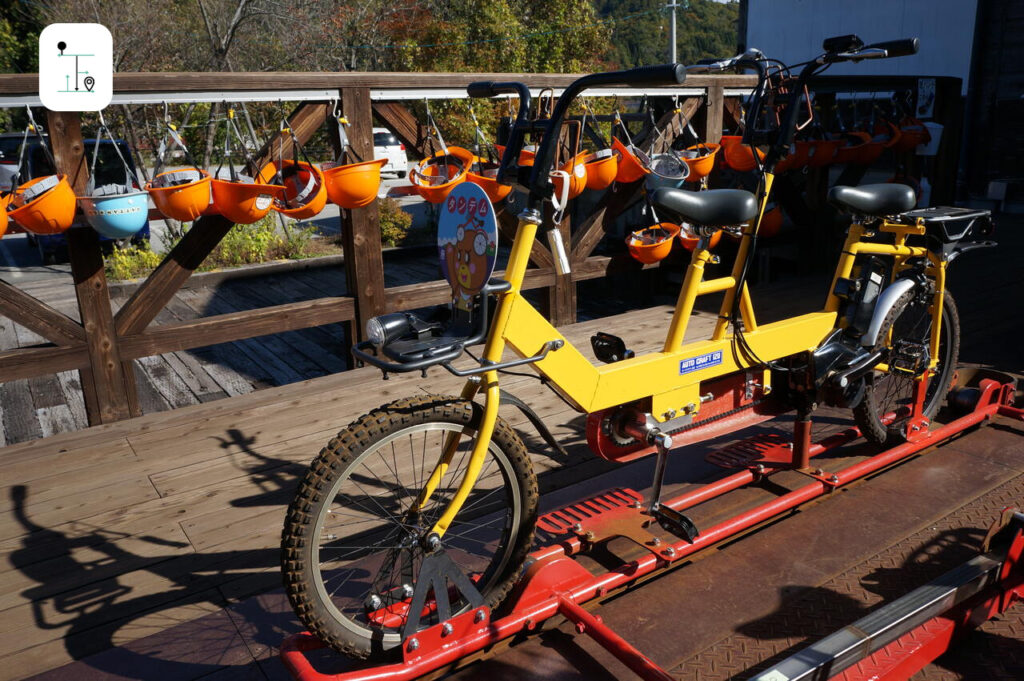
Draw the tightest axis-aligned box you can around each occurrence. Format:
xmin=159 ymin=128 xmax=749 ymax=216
xmin=402 ymin=583 xmax=415 ymax=599
xmin=665 ymin=546 xmax=676 ymax=557
xmin=572 ymin=523 xmax=583 ymax=533
xmin=407 ymin=637 xmax=419 ymax=651
xmin=441 ymin=622 xmax=454 ymax=636
xmin=814 ymin=468 xmax=824 ymax=476
xmin=830 ymin=474 xmax=839 ymax=483
xmin=652 ymin=537 xmax=662 ymax=546
xmin=664 ymin=409 xmax=677 ymax=419
xmin=366 ymin=594 xmax=383 ymax=610
xmin=474 ymin=608 xmax=487 ymax=623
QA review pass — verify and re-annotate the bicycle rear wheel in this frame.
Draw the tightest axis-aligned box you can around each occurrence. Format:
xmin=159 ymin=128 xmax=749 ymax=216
xmin=853 ymin=289 xmax=959 ymax=445
xmin=281 ymin=394 xmax=537 ymax=660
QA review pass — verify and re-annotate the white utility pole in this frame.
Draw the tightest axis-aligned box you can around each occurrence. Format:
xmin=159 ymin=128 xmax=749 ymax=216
xmin=666 ymin=1 xmax=687 ymax=63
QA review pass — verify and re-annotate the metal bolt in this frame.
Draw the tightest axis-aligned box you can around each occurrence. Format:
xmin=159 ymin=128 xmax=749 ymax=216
xmin=584 ymin=530 xmax=596 ymax=541
xmin=632 ymin=501 xmax=642 ymax=509
xmin=474 ymin=609 xmax=487 ymax=623
xmin=366 ymin=594 xmax=383 ymax=610
xmin=325 ymin=534 xmax=336 ymax=540
xmin=402 ymin=583 xmax=415 ymax=599
xmin=663 ymin=409 xmax=677 ymax=420
xmin=755 ymin=464 xmax=766 ymax=475
xmin=425 ymin=533 xmax=441 ymax=552
xmin=441 ymin=622 xmax=453 ymax=636
xmin=572 ymin=523 xmax=583 ymax=533
xmin=911 ymin=424 xmax=920 ymax=432
xmin=651 ymin=537 xmax=662 ymax=546
xmin=407 ymin=638 xmax=419 ymax=652
xmin=701 ymin=392 xmax=714 ymax=403
xmin=830 ymin=474 xmax=839 ymax=484
xmin=814 ymin=468 xmax=824 ymax=476
xmin=684 ymin=402 xmax=697 ymax=414
xmin=664 ymin=546 xmax=676 ymax=557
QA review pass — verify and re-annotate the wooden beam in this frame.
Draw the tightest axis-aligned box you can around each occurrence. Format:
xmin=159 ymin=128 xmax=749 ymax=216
xmin=372 ymin=102 xmax=430 ymax=157
xmin=340 ymin=87 xmax=386 ymax=341
xmin=249 ymin=102 xmax=331 ymax=175
xmin=0 ymin=280 xmax=85 ymax=345
xmin=48 ymin=110 xmax=137 ymax=423
xmin=114 ymin=215 xmax=237 ymax=335
xmin=119 ymin=297 xmax=356 ymax=359
xmin=570 ymin=180 xmax=645 ymax=263
xmin=704 ymin=85 xmax=725 ymax=144
xmin=722 ymin=96 xmax=743 ymax=131
xmin=497 ymin=207 xmax=554 ymax=269
xmin=0 ymin=72 xmax=759 ymax=96
xmin=0 ymin=344 xmax=90 ymax=382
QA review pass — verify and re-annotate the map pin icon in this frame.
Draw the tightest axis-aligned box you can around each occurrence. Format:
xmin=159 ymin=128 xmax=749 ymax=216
xmin=84 ymin=76 xmax=95 ymax=92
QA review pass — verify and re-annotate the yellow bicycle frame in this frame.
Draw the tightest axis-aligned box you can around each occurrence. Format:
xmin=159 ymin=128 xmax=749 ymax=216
xmin=422 ymin=174 xmax=946 ymax=538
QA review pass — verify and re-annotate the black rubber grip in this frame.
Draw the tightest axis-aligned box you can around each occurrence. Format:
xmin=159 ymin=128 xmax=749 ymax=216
xmin=867 ymin=38 xmax=920 ymax=58
xmin=593 ymin=62 xmax=686 ymax=87
xmin=467 ymin=81 xmax=497 ymax=98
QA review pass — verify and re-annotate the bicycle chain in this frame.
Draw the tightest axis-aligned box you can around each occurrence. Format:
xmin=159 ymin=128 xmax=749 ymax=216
xmin=664 ymin=399 xmax=764 ymax=437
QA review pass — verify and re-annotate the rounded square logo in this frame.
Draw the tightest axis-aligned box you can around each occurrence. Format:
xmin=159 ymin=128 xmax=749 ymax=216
xmin=38 ymin=24 xmax=113 ymax=112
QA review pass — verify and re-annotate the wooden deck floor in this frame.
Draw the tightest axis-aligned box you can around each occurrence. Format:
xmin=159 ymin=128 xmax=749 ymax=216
xmin=0 ymin=215 xmax=1020 ymax=680
xmin=0 ymin=300 xmax=744 ymax=680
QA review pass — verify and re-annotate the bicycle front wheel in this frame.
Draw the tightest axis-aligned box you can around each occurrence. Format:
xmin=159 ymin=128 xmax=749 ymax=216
xmin=853 ymin=289 xmax=960 ymax=445
xmin=281 ymin=394 xmax=538 ymax=660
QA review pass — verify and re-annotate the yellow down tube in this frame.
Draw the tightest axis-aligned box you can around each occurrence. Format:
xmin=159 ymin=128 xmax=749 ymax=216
xmin=421 ymin=215 xmax=539 ymax=539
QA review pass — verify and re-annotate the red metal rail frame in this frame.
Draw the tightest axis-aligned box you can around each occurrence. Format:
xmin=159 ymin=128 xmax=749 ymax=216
xmin=281 ymin=377 xmax=1024 ymax=681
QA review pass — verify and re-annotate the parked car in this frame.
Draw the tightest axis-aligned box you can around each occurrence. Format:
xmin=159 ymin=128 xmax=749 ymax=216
xmin=373 ymin=127 xmax=408 ymax=178
xmin=0 ymin=133 xmax=149 ymax=264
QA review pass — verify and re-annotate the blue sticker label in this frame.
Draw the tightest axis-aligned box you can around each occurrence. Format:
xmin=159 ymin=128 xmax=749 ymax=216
xmin=679 ymin=350 xmax=723 ymax=375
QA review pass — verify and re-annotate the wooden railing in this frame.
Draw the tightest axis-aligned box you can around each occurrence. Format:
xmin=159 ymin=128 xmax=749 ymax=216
xmin=0 ymin=71 xmax=756 ymax=426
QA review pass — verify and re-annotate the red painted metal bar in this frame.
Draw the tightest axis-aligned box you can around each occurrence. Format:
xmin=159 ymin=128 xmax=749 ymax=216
xmin=281 ymin=378 xmax=1019 ymax=681
xmin=557 ymin=597 xmax=675 ymax=681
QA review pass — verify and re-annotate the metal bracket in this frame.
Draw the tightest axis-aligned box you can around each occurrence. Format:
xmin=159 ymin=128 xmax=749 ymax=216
xmin=400 ymin=549 xmax=485 ymax=642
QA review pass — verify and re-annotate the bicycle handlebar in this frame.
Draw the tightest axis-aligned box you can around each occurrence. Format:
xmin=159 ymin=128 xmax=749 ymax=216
xmin=862 ymin=38 xmax=920 ymax=59
xmin=467 ymin=63 xmax=684 ymax=207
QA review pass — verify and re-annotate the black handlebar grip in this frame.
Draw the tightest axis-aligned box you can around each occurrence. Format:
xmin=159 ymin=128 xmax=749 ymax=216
xmin=867 ymin=38 xmax=920 ymax=58
xmin=611 ymin=62 xmax=687 ymax=87
xmin=467 ymin=81 xmax=497 ymax=98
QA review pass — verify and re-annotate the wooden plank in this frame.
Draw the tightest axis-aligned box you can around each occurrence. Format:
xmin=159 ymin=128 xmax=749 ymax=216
xmin=0 ymin=280 xmax=85 ymax=345
xmin=340 ymin=87 xmax=386 ymax=340
xmin=118 ymin=297 xmax=355 ymax=360
xmin=48 ymin=110 xmax=136 ymax=424
xmin=0 ymin=72 xmax=757 ymax=95
xmin=372 ymin=102 xmax=430 ymax=156
xmin=114 ymin=215 xmax=236 ymax=336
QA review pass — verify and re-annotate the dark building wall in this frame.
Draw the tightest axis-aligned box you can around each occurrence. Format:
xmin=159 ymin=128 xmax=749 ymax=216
xmin=966 ymin=0 xmax=1024 ymax=193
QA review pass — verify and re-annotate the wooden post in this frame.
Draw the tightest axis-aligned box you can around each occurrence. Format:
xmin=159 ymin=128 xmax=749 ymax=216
xmin=340 ymin=87 xmax=386 ymax=341
xmin=703 ymin=85 xmax=725 ymax=144
xmin=47 ymin=110 xmax=137 ymax=423
xmin=546 ymin=210 xmax=575 ymax=326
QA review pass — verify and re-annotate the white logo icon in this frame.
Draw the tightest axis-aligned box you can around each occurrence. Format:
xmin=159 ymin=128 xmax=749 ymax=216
xmin=38 ymin=24 xmax=113 ymax=112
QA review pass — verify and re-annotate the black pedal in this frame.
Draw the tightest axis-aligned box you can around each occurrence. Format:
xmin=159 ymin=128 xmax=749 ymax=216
xmin=591 ymin=332 xmax=635 ymax=364
xmin=651 ymin=505 xmax=700 ymax=544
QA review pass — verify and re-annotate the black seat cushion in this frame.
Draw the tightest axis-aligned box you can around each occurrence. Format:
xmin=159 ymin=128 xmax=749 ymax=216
xmin=651 ymin=188 xmax=759 ymax=227
xmin=828 ymin=184 xmax=916 ymax=216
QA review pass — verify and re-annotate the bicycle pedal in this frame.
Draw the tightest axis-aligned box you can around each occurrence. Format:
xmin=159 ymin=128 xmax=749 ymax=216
xmin=591 ymin=332 xmax=635 ymax=364
xmin=651 ymin=505 xmax=700 ymax=543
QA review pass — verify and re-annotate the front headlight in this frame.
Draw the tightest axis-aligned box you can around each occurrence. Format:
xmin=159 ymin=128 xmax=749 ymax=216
xmin=365 ymin=313 xmax=413 ymax=346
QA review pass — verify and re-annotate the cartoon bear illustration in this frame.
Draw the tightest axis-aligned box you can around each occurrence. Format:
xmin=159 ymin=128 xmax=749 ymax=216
xmin=445 ymin=217 xmax=493 ymax=310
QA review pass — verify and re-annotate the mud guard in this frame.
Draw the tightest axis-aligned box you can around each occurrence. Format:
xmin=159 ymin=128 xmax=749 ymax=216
xmin=499 ymin=389 xmax=570 ymax=459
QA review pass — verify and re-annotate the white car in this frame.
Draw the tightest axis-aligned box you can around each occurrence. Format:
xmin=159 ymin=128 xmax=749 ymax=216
xmin=373 ymin=127 xmax=408 ymax=178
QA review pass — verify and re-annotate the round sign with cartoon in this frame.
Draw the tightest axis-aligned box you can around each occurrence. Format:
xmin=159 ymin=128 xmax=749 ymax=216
xmin=437 ymin=182 xmax=498 ymax=311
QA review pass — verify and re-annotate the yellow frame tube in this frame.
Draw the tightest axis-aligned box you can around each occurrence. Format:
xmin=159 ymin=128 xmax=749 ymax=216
xmin=426 ymin=217 xmax=538 ymax=537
